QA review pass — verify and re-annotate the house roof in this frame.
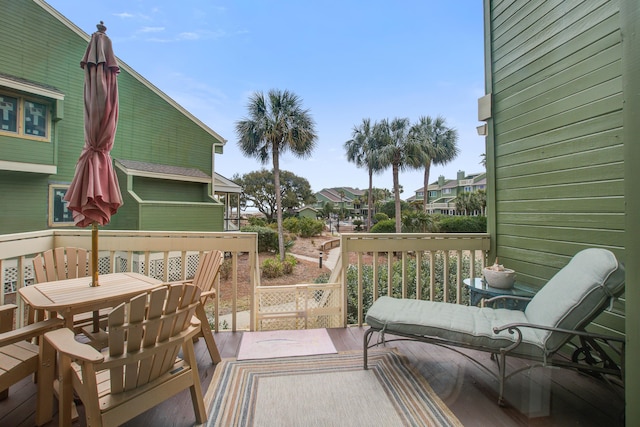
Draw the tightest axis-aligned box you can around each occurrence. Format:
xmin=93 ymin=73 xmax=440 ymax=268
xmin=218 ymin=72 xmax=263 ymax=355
xmin=34 ymin=0 xmax=227 ymax=145
xmin=115 ymin=159 xmax=211 ymax=183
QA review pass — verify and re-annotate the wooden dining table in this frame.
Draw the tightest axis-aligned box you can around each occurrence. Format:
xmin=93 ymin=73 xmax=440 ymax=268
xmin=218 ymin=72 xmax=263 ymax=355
xmin=18 ymin=272 xmax=164 ymax=425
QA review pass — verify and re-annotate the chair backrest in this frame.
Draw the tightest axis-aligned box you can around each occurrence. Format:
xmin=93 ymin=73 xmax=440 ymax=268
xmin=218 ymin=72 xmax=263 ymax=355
xmin=106 ymin=283 xmax=201 ymax=393
xmin=191 ymin=250 xmax=223 ymax=295
xmin=524 ymin=248 xmax=625 ymax=352
xmin=33 ymin=247 xmax=90 ymax=283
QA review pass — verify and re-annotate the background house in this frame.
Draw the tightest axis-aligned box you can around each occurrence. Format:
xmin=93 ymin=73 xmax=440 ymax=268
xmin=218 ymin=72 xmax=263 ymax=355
xmin=481 ymin=0 xmax=639 ymax=421
xmin=0 ymin=0 xmax=237 ymax=234
xmin=313 ymin=187 xmax=366 ymax=218
xmin=410 ymin=170 xmax=486 ymax=214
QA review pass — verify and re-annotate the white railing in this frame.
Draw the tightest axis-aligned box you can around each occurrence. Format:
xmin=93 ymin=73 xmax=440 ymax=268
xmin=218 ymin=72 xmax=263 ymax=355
xmin=338 ymin=233 xmax=491 ymax=326
xmin=0 ymin=229 xmax=259 ymax=331
xmin=1 ymin=230 xmax=491 ymax=332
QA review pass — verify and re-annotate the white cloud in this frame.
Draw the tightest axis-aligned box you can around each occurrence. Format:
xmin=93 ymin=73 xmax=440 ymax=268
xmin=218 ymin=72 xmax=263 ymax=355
xmin=139 ymin=26 xmax=165 ymax=33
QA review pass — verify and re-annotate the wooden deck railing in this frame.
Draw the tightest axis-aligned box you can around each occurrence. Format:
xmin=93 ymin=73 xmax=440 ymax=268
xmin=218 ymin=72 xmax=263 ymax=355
xmin=1 ymin=230 xmax=490 ymax=331
xmin=337 ymin=233 xmax=491 ymax=326
xmin=0 ymin=229 xmax=259 ymax=331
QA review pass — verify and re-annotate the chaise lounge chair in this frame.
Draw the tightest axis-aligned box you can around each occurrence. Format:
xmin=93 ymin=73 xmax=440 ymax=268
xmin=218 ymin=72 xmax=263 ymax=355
xmin=363 ymin=248 xmax=625 ymax=405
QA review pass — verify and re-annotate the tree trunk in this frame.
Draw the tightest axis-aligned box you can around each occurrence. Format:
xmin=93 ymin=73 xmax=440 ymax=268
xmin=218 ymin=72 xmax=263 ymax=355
xmin=367 ymin=168 xmax=373 ymax=231
xmin=272 ymin=146 xmax=285 ymax=262
xmin=423 ymin=158 xmax=432 ymax=213
xmin=393 ymin=163 xmax=401 ymax=233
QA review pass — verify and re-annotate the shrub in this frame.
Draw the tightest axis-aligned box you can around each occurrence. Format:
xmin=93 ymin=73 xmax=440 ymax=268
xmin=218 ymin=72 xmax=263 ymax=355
xmin=401 ymin=211 xmax=435 ymax=233
xmin=247 ymin=217 xmax=268 ymax=227
xmin=370 ymin=219 xmax=396 ymax=233
xmin=298 ymin=217 xmax=324 ymax=237
xmin=345 ymin=252 xmax=480 ymax=324
xmin=261 ymin=255 xmax=298 ymax=278
xmin=353 ymin=219 xmax=363 ymax=231
xmin=240 ymin=225 xmax=278 ymax=252
xmin=437 ymin=216 xmax=487 ymax=233
xmin=261 ymin=257 xmax=283 ymax=278
xmin=373 ymin=212 xmax=389 ymax=223
xmin=283 ymin=255 xmax=297 ymax=274
xmin=283 ymin=217 xmax=300 ymax=234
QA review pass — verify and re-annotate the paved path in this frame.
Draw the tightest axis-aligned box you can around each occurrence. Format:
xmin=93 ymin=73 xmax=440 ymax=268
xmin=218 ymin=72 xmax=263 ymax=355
xmin=289 ymin=246 xmax=340 ymax=270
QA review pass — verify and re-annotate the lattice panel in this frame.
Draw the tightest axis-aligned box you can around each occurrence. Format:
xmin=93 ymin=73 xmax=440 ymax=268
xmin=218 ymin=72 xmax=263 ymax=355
xmin=258 ymin=317 xmax=306 ymax=331
xmin=255 ymin=283 xmax=342 ymax=331
xmin=187 ymin=254 xmax=200 ymax=279
xmin=167 ymin=256 xmax=182 ymax=281
xmin=3 ymin=263 xmax=36 ymax=294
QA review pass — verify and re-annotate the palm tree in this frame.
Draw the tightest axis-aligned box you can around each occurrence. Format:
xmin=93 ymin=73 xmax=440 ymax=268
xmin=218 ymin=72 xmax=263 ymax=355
xmin=235 ymin=89 xmax=317 ymax=260
xmin=344 ymin=118 xmax=384 ymax=231
xmin=375 ymin=118 xmax=422 ymax=232
xmin=410 ymin=116 xmax=459 ymax=212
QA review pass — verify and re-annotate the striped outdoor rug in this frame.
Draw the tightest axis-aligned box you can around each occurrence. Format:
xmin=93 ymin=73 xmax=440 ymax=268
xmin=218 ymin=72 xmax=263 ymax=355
xmin=201 ymin=349 xmax=462 ymax=427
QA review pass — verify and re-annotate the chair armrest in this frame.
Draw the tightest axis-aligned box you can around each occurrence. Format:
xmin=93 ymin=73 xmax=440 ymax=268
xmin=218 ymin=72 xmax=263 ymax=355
xmin=493 ymin=322 xmax=625 ymax=343
xmin=0 ymin=317 xmax=63 ymax=347
xmin=45 ymin=328 xmax=104 ymax=363
xmin=0 ymin=304 xmax=17 ymax=333
xmin=200 ymin=289 xmax=216 ymax=299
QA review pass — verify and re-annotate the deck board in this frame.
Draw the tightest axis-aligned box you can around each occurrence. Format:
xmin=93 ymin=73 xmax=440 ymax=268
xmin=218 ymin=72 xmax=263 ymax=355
xmin=0 ymin=327 xmax=624 ymax=426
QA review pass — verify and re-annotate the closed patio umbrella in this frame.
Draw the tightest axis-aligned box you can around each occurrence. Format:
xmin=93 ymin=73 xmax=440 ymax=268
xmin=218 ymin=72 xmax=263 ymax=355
xmin=64 ymin=22 xmax=122 ymax=288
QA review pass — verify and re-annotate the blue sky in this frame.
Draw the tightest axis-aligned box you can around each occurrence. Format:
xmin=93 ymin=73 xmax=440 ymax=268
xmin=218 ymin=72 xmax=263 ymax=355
xmin=46 ymin=0 xmax=486 ymax=195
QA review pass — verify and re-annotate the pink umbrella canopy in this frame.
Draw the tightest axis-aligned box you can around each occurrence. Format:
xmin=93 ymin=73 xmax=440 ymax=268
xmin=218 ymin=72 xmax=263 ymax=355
xmin=64 ymin=21 xmax=122 ymax=227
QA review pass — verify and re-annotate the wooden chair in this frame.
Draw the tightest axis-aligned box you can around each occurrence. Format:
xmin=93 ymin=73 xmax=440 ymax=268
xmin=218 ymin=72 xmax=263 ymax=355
xmin=0 ymin=304 xmax=62 ymax=401
xmin=32 ymin=247 xmax=108 ymax=332
xmin=44 ymin=283 xmax=207 ymax=426
xmin=178 ymin=250 xmax=223 ymax=363
xmin=32 ymin=246 xmax=90 ymax=283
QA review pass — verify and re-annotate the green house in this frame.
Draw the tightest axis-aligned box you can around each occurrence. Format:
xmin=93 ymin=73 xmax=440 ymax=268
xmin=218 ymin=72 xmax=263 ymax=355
xmin=0 ymin=0 xmax=233 ymax=234
xmin=481 ymin=0 xmax=639 ymax=422
xmin=410 ymin=171 xmax=487 ymax=214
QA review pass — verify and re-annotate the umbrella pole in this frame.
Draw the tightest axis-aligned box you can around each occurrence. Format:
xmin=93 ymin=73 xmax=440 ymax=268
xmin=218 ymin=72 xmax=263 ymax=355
xmin=91 ymin=222 xmax=101 ymax=333
xmin=91 ymin=222 xmax=99 ymax=287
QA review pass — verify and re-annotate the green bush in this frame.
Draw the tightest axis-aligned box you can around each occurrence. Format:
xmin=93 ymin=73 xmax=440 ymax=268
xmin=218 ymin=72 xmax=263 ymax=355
xmin=345 ymin=252 xmax=480 ymax=324
xmin=370 ymin=219 xmax=396 ymax=233
xmin=283 ymin=255 xmax=297 ymax=274
xmin=298 ymin=217 xmax=324 ymax=237
xmin=353 ymin=219 xmax=363 ymax=231
xmin=261 ymin=257 xmax=283 ymax=278
xmin=437 ymin=216 xmax=487 ymax=233
xmin=283 ymin=217 xmax=300 ymax=234
xmin=261 ymin=255 xmax=298 ymax=278
xmin=373 ymin=212 xmax=389 ymax=223
xmin=240 ymin=225 xmax=278 ymax=252
xmin=401 ymin=211 xmax=435 ymax=233
xmin=247 ymin=217 xmax=268 ymax=227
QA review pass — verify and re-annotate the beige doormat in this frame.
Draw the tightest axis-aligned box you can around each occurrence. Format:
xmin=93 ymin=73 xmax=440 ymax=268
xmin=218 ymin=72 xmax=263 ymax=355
xmin=202 ymin=349 xmax=463 ymax=427
xmin=236 ymin=328 xmax=337 ymax=360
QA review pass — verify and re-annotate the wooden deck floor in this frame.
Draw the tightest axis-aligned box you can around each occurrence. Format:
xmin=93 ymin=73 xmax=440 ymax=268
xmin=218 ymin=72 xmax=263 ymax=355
xmin=0 ymin=327 xmax=624 ymax=426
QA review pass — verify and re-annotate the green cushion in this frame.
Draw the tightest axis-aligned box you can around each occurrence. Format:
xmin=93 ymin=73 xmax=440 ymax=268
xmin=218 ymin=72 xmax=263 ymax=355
xmin=365 ymin=296 xmax=547 ymax=358
xmin=524 ymin=248 xmax=625 ymax=352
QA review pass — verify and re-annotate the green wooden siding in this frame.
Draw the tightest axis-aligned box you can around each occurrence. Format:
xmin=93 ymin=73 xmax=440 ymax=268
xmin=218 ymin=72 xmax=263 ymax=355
xmin=133 ymin=177 xmax=210 ymax=202
xmin=0 ymin=1 xmax=226 ymax=234
xmin=488 ymin=0 xmax=624 ymax=265
xmin=139 ymin=203 xmax=223 ymax=232
xmin=0 ymin=171 xmax=50 ymax=233
xmin=486 ymin=0 xmax=625 ymax=337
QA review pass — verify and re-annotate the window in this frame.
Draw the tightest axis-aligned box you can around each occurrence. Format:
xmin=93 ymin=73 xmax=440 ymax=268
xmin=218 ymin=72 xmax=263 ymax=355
xmin=0 ymin=91 xmax=51 ymax=140
xmin=0 ymin=95 xmax=18 ymax=132
xmin=443 ymin=188 xmax=452 ymax=194
xmin=48 ymin=185 xmax=75 ymax=226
